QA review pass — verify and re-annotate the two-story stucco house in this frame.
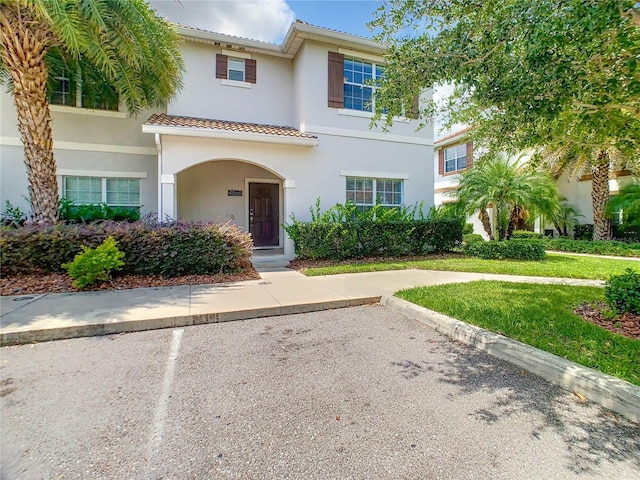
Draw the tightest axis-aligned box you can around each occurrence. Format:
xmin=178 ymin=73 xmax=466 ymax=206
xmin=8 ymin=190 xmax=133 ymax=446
xmin=0 ymin=21 xmax=434 ymax=259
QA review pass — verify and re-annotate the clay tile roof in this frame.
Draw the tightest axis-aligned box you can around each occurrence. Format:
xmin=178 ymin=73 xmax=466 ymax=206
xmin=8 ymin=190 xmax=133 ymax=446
xmin=434 ymin=127 xmax=471 ymax=146
xmin=144 ymin=113 xmax=317 ymax=139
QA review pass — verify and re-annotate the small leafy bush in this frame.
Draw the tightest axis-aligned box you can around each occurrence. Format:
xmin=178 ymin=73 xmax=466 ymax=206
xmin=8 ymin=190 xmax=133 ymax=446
xmin=1 ymin=200 xmax=27 ymax=228
xmin=574 ymin=224 xmax=594 ymax=241
xmin=1 ymin=220 xmax=253 ymax=277
xmin=463 ymin=223 xmax=474 ymax=235
xmin=463 ymin=233 xmax=485 ymax=244
xmin=544 ymin=238 xmax=640 ymax=257
xmin=510 ymin=230 xmax=543 ymax=240
xmin=284 ymin=200 xmax=461 ymax=260
xmin=463 ymin=240 xmax=546 ymax=260
xmin=605 ymin=268 xmax=640 ymax=314
xmin=59 ymin=199 xmax=140 ymax=223
xmin=63 ymin=236 xmax=125 ymax=289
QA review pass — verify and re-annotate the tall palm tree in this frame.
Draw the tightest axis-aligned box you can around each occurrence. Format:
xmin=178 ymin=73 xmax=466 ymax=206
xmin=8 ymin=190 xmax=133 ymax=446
xmin=532 ymin=142 xmax=638 ymax=240
xmin=454 ymin=153 xmax=560 ymax=241
xmin=0 ymin=0 xmax=184 ymax=223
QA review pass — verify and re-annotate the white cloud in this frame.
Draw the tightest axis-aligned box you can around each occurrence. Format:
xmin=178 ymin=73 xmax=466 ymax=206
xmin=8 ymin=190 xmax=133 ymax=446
xmin=149 ymin=0 xmax=295 ymax=43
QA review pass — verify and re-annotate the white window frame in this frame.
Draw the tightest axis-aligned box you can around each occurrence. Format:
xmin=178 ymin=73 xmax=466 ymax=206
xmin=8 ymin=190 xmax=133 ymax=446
xmin=63 ymin=176 xmax=141 ymax=208
xmin=343 ymin=57 xmax=385 ymax=113
xmin=345 ymin=176 xmax=403 ymax=209
xmin=227 ymin=58 xmax=245 ymax=82
xmin=444 ymin=144 xmax=468 ymax=173
xmin=49 ymin=68 xmax=120 ymax=113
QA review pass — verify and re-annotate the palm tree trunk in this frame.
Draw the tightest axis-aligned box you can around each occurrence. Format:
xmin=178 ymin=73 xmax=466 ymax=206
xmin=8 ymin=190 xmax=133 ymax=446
xmin=0 ymin=6 xmax=59 ymax=223
xmin=479 ymin=208 xmax=494 ymax=240
xmin=591 ymin=152 xmax=611 ymax=241
xmin=506 ymin=205 xmax=521 ymax=240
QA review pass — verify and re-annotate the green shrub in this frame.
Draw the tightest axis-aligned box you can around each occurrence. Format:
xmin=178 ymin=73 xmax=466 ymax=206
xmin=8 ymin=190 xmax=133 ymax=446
xmin=544 ymin=238 xmax=640 ymax=257
xmin=574 ymin=224 xmax=594 ymax=241
xmin=510 ymin=230 xmax=543 ymax=239
xmin=605 ymin=268 xmax=640 ymax=314
xmin=285 ymin=218 xmax=462 ymax=260
xmin=0 ymin=220 xmax=253 ymax=277
xmin=63 ymin=236 xmax=125 ymax=289
xmin=59 ymin=199 xmax=140 ymax=223
xmin=463 ymin=233 xmax=485 ymax=244
xmin=463 ymin=240 xmax=546 ymax=260
xmin=463 ymin=223 xmax=474 ymax=235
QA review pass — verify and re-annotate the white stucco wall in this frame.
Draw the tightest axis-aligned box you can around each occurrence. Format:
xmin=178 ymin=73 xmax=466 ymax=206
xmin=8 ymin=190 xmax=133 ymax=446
xmin=0 ymin=88 xmax=161 ymax=216
xmin=167 ymin=42 xmax=294 ymax=126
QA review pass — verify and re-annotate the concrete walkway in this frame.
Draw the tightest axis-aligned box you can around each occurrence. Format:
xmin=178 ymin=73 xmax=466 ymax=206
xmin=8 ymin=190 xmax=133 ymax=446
xmin=0 ymin=268 xmax=603 ymax=346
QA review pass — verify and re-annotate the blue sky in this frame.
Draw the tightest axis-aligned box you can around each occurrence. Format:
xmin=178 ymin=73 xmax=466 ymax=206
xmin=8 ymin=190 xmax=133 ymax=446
xmin=149 ymin=1 xmax=382 ymax=43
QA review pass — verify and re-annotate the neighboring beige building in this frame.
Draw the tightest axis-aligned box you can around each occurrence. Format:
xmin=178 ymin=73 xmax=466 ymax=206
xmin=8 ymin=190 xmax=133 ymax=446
xmin=433 ymin=128 xmax=637 ymax=237
xmin=1 ymin=21 xmax=434 ymax=258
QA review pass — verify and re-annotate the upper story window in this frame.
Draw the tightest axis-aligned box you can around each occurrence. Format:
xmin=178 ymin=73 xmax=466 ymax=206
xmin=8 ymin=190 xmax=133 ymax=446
xmin=228 ymin=58 xmax=245 ymax=82
xmin=48 ymin=66 xmax=119 ymax=111
xmin=343 ymin=58 xmax=384 ymax=112
xmin=216 ymin=54 xmax=256 ymax=84
xmin=445 ymin=144 xmax=467 ymax=173
xmin=438 ymin=141 xmax=474 ymax=175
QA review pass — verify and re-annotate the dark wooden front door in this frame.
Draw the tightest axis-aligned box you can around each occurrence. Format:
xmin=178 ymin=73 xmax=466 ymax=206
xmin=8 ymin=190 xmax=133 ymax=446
xmin=249 ymin=182 xmax=279 ymax=247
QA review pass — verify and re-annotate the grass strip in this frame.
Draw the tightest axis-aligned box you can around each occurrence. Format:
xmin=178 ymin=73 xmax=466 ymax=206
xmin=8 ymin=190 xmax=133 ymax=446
xmin=396 ymin=281 xmax=640 ymax=386
xmin=302 ymin=253 xmax=639 ymax=280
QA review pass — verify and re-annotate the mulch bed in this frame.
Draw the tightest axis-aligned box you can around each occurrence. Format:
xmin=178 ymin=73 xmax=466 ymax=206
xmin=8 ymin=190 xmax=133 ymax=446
xmin=574 ymin=303 xmax=640 ymax=340
xmin=0 ymin=269 xmax=261 ymax=296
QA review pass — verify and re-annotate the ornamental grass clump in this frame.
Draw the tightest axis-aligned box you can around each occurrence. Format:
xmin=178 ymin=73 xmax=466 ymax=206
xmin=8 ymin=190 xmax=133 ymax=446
xmin=63 ymin=236 xmax=125 ymax=289
xmin=605 ymin=268 xmax=640 ymax=315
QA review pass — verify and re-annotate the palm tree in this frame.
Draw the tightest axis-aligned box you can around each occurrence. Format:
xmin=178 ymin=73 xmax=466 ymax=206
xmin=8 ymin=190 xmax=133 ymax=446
xmin=606 ymin=182 xmax=640 ymax=227
xmin=454 ymin=153 xmax=560 ymax=241
xmin=532 ymin=142 xmax=638 ymax=240
xmin=550 ymin=198 xmax=583 ymax=237
xmin=0 ymin=0 xmax=184 ymax=223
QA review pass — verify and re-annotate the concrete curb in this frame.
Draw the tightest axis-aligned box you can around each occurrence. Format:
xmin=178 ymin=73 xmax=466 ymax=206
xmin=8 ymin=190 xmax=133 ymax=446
xmin=381 ymin=295 xmax=640 ymax=424
xmin=0 ymin=296 xmax=381 ymax=347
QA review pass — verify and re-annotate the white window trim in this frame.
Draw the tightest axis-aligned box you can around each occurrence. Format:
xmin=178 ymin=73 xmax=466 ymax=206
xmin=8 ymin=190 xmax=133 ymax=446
xmin=340 ymin=170 xmax=409 ymax=180
xmin=345 ymin=176 xmax=404 ymax=208
xmin=62 ymin=175 xmax=142 ymax=207
xmin=444 ymin=145 xmax=468 ymax=173
xmin=343 ymin=56 xmax=384 ymax=113
xmin=220 ymin=78 xmax=252 ymax=89
xmin=337 ymin=108 xmax=410 ymax=123
xmin=50 ymin=104 xmax=127 ymax=118
xmin=58 ymin=169 xmax=147 ymax=179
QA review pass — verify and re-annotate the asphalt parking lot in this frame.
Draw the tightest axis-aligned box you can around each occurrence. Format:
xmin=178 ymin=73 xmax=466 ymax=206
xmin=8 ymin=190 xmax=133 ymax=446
xmin=1 ymin=305 xmax=639 ymax=479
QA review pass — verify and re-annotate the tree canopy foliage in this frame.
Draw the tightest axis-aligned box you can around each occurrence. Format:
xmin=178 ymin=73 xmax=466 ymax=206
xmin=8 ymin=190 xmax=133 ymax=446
xmin=372 ymin=0 xmax=640 ymax=239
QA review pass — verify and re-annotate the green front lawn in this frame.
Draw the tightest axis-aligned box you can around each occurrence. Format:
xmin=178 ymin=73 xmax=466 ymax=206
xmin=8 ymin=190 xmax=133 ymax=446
xmin=396 ymin=282 xmax=640 ymax=386
xmin=302 ymin=253 xmax=638 ymax=280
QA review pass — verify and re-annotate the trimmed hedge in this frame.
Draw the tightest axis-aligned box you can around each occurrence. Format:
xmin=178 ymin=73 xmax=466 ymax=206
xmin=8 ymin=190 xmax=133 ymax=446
xmin=285 ymin=218 xmax=462 ymax=260
xmin=0 ymin=220 xmax=253 ymax=277
xmin=544 ymin=238 xmax=640 ymax=258
xmin=511 ymin=230 xmax=544 ymax=240
xmin=463 ymin=233 xmax=485 ymax=244
xmin=463 ymin=240 xmax=546 ymax=260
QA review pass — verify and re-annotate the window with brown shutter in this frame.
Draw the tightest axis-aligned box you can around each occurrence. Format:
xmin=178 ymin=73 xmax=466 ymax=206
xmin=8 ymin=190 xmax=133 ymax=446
xmin=328 ymin=52 xmax=344 ymax=108
xmin=216 ymin=54 xmax=228 ymax=79
xmin=438 ymin=149 xmax=445 ymax=175
xmin=245 ymin=59 xmax=257 ymax=84
xmin=466 ymin=141 xmax=474 ymax=166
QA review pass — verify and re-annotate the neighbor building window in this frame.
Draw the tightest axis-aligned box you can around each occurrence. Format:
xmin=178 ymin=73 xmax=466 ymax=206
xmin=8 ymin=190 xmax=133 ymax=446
xmin=346 ymin=177 xmax=402 ymax=211
xmin=50 ymin=69 xmax=74 ymax=106
xmin=343 ymin=58 xmax=384 ymax=112
xmin=444 ymin=144 xmax=468 ymax=173
xmin=64 ymin=176 xmax=140 ymax=207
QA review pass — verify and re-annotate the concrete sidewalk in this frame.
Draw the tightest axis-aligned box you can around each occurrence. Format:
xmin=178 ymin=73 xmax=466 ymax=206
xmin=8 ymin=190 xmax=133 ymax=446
xmin=0 ymin=268 xmax=603 ymax=346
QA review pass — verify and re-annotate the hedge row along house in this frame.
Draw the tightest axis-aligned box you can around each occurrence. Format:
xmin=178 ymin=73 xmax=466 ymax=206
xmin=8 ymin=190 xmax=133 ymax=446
xmin=433 ymin=128 xmax=638 ymax=239
xmin=1 ymin=20 xmax=434 ymax=260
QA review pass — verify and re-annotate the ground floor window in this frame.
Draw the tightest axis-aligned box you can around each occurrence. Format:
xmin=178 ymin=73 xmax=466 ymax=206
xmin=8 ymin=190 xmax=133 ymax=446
xmin=63 ymin=176 xmax=140 ymax=207
xmin=346 ymin=177 xmax=403 ymax=211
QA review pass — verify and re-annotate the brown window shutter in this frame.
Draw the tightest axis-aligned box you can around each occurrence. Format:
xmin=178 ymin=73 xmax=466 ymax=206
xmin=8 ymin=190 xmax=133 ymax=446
xmin=438 ymin=148 xmax=445 ymax=175
xmin=409 ymin=95 xmax=420 ymax=119
xmin=328 ymin=51 xmax=344 ymax=108
xmin=216 ymin=54 xmax=228 ymax=79
xmin=245 ymin=59 xmax=256 ymax=83
xmin=466 ymin=141 xmax=474 ymax=167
